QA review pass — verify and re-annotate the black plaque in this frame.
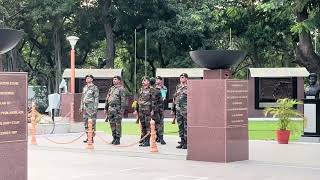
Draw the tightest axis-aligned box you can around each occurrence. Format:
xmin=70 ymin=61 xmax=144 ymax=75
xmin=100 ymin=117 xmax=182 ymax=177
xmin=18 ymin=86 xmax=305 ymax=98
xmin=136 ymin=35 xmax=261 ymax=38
xmin=255 ymin=77 xmax=297 ymax=109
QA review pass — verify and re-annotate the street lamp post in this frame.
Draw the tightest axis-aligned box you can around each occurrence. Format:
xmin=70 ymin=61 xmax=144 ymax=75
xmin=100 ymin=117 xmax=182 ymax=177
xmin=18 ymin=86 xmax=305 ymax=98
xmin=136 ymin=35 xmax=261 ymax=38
xmin=67 ymin=36 xmax=79 ymax=94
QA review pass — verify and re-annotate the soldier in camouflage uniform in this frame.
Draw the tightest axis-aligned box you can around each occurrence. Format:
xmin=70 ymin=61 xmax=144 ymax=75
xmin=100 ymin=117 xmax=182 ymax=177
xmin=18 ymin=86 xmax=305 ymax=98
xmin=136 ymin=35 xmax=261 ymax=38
xmin=134 ymin=76 xmax=154 ymax=147
xmin=80 ymin=74 xmax=99 ymax=143
xmin=172 ymin=73 xmax=188 ymax=149
xmin=150 ymin=77 xmax=166 ymax=145
xmin=105 ymin=76 xmax=126 ymax=145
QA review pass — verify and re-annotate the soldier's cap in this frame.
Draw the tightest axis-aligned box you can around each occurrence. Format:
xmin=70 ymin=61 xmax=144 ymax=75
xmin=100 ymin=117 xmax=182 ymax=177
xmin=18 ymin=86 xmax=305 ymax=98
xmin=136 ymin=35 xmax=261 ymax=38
xmin=113 ymin=75 xmax=122 ymax=80
xmin=142 ymin=76 xmax=150 ymax=81
xmin=180 ymin=73 xmax=188 ymax=78
xmin=156 ymin=76 xmax=162 ymax=80
xmin=150 ymin=77 xmax=156 ymax=85
xmin=85 ymin=74 xmax=94 ymax=79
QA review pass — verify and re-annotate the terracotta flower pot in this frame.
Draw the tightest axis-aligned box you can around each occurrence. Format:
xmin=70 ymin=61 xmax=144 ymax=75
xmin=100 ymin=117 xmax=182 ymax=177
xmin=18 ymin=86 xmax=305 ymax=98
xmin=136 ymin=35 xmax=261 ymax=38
xmin=276 ymin=130 xmax=290 ymax=144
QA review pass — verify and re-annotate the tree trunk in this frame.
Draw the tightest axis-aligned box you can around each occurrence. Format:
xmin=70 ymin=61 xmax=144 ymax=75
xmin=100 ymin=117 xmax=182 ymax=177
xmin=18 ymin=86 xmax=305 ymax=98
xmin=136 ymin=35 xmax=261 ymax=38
xmin=251 ymin=43 xmax=261 ymax=68
xmin=53 ymin=26 xmax=62 ymax=93
xmin=10 ymin=48 xmax=25 ymax=71
xmin=295 ymin=5 xmax=320 ymax=73
xmin=102 ymin=0 xmax=115 ymax=68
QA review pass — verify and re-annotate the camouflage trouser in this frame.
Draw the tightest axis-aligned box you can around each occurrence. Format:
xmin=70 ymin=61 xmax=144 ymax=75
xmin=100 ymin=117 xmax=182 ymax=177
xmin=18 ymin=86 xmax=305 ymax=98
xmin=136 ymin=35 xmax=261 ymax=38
xmin=83 ymin=103 xmax=97 ymax=132
xmin=107 ymin=109 xmax=122 ymax=138
xmin=152 ymin=111 xmax=164 ymax=136
xmin=176 ymin=109 xmax=187 ymax=143
xmin=139 ymin=110 xmax=151 ymax=139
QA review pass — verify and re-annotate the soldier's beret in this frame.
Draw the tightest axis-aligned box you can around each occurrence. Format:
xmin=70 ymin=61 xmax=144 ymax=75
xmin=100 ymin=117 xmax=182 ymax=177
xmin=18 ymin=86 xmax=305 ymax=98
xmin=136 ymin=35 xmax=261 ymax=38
xmin=113 ymin=76 xmax=122 ymax=80
xmin=180 ymin=73 xmax=188 ymax=78
xmin=85 ymin=74 xmax=94 ymax=79
xmin=150 ymin=77 xmax=156 ymax=85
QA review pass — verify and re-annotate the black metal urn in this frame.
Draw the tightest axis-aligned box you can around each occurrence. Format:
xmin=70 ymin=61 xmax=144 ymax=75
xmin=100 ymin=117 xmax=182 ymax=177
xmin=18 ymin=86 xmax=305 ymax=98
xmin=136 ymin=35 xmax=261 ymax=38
xmin=0 ymin=28 xmax=23 ymax=54
xmin=189 ymin=50 xmax=247 ymax=69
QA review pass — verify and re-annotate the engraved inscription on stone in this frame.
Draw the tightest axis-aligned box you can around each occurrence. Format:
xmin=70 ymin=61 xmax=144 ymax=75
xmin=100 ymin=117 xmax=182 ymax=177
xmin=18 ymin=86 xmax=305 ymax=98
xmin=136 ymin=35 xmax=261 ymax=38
xmin=0 ymin=73 xmax=27 ymax=143
xmin=226 ymin=81 xmax=248 ymax=126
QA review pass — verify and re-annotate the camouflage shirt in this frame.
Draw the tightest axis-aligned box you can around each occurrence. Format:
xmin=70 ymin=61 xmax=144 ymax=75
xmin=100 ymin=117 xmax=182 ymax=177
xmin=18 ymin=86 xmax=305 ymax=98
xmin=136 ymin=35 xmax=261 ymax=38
xmin=174 ymin=84 xmax=187 ymax=111
xmin=151 ymin=86 xmax=163 ymax=112
xmin=105 ymin=85 xmax=126 ymax=112
xmin=137 ymin=86 xmax=153 ymax=112
xmin=80 ymin=84 xmax=99 ymax=110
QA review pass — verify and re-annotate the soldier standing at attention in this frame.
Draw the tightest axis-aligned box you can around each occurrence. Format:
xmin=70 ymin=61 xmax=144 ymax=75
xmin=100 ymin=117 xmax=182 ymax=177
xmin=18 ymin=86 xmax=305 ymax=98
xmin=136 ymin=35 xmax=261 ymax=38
xmin=80 ymin=74 xmax=99 ymax=143
xmin=105 ymin=76 xmax=126 ymax=145
xmin=134 ymin=76 xmax=154 ymax=147
xmin=172 ymin=73 xmax=188 ymax=149
xmin=152 ymin=76 xmax=167 ymax=144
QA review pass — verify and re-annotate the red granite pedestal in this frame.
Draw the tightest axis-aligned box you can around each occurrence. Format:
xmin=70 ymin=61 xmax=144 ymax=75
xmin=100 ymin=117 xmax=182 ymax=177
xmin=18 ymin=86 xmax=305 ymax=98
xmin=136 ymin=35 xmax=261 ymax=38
xmin=60 ymin=93 xmax=82 ymax=122
xmin=0 ymin=72 xmax=28 ymax=180
xmin=187 ymin=69 xmax=249 ymax=162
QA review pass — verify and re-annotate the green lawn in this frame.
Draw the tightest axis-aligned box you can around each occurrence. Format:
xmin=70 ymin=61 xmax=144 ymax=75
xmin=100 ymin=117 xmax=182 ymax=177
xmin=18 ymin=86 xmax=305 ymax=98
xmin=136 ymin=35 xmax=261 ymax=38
xmin=248 ymin=121 xmax=304 ymax=141
xmin=96 ymin=121 xmax=179 ymax=136
xmin=96 ymin=121 xmax=304 ymax=141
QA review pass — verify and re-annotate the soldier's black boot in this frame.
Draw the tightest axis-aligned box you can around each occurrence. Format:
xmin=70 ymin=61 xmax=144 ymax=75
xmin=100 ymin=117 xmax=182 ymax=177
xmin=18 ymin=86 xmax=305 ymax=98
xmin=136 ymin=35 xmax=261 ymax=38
xmin=114 ymin=137 xmax=120 ymax=145
xmin=142 ymin=140 xmax=150 ymax=147
xmin=156 ymin=132 xmax=160 ymax=142
xmin=83 ymin=132 xmax=88 ymax=143
xmin=176 ymin=138 xmax=185 ymax=149
xmin=83 ymin=137 xmax=93 ymax=143
xmin=181 ymin=137 xmax=187 ymax=149
xmin=139 ymin=140 xmax=145 ymax=146
xmin=160 ymin=135 xmax=166 ymax=145
xmin=142 ymin=136 xmax=150 ymax=147
xmin=111 ymin=136 xmax=116 ymax=144
xmin=181 ymin=143 xmax=187 ymax=149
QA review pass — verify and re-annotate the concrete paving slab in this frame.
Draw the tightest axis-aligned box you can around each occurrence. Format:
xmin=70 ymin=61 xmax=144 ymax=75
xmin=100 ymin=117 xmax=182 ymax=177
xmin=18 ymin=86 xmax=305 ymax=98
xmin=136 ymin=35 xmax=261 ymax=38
xmin=28 ymin=133 xmax=320 ymax=180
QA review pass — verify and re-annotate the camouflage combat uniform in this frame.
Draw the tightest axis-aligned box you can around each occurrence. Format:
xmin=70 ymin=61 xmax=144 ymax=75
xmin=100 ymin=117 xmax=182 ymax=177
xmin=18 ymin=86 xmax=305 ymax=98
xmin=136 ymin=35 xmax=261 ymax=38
xmin=173 ymin=84 xmax=187 ymax=148
xmin=105 ymin=84 xmax=126 ymax=144
xmin=137 ymin=86 xmax=153 ymax=146
xmin=151 ymin=85 xmax=166 ymax=144
xmin=80 ymin=84 xmax=99 ymax=132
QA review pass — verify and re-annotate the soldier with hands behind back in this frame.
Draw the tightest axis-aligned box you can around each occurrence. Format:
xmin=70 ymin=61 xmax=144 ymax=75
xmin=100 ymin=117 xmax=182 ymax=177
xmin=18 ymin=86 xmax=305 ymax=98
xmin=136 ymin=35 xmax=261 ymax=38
xmin=105 ymin=76 xmax=126 ymax=145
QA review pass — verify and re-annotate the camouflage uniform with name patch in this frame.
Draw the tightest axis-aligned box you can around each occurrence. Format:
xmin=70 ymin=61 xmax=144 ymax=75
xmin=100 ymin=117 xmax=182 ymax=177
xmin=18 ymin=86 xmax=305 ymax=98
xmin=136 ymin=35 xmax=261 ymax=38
xmin=105 ymin=84 xmax=126 ymax=144
xmin=151 ymin=82 xmax=166 ymax=144
xmin=80 ymin=84 xmax=99 ymax=133
xmin=137 ymin=86 xmax=154 ymax=146
xmin=173 ymin=84 xmax=187 ymax=148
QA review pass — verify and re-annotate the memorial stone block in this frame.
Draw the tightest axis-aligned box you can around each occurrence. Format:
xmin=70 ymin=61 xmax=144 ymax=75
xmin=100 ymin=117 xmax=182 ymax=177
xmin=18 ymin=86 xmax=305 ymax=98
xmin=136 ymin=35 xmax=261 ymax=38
xmin=0 ymin=72 xmax=27 ymax=180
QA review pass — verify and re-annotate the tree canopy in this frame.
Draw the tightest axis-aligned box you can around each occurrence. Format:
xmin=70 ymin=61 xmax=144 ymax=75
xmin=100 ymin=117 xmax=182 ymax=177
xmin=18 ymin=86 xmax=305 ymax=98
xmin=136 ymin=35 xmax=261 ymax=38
xmin=1 ymin=0 xmax=319 ymax=94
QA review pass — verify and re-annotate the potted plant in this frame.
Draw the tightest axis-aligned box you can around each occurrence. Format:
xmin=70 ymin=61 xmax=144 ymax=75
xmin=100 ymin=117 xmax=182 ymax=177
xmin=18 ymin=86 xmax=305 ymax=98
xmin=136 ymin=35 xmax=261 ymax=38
xmin=264 ymin=98 xmax=304 ymax=144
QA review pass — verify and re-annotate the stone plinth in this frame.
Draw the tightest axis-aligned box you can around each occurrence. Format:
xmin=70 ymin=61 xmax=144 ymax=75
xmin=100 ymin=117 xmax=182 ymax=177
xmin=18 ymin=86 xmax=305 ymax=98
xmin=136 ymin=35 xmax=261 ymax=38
xmin=301 ymin=99 xmax=320 ymax=140
xmin=187 ymin=78 xmax=248 ymax=162
xmin=203 ymin=69 xmax=232 ymax=79
xmin=0 ymin=72 xmax=27 ymax=180
xmin=60 ymin=93 xmax=82 ymax=122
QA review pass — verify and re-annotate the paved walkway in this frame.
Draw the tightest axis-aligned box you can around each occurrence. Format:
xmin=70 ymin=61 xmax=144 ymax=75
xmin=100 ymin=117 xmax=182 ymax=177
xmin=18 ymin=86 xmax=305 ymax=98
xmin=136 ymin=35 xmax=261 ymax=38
xmin=28 ymin=133 xmax=320 ymax=180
